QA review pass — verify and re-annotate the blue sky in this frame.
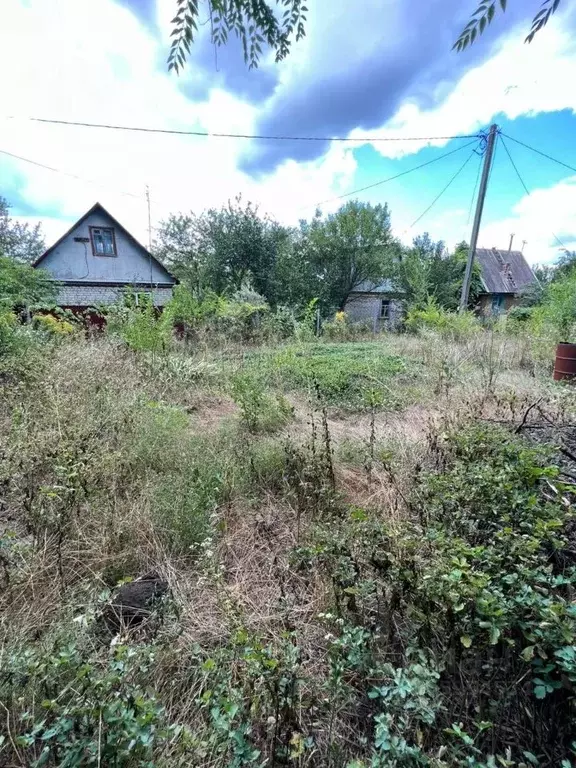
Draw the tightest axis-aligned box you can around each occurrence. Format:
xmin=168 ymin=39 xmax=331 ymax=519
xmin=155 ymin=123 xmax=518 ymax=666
xmin=2 ymin=0 xmax=576 ymax=264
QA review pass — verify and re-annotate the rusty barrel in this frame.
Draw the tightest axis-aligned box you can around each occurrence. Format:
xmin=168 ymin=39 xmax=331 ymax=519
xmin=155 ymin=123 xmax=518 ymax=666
xmin=554 ymin=342 xmax=576 ymax=381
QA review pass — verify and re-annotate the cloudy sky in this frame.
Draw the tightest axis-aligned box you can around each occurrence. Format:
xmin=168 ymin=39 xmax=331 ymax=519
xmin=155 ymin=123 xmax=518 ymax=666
xmin=2 ymin=0 xmax=576 ymax=264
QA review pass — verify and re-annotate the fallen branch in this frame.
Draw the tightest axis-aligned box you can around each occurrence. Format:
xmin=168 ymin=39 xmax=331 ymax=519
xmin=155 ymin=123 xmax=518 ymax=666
xmin=559 ymin=446 xmax=576 ymax=464
xmin=515 ymin=398 xmax=544 ymax=434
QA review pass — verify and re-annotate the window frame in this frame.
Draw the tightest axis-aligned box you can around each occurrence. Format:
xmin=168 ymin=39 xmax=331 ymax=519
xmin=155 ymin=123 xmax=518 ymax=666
xmin=491 ymin=294 xmax=504 ymax=314
xmin=380 ymin=299 xmax=391 ymax=319
xmin=89 ymin=226 xmax=117 ymax=257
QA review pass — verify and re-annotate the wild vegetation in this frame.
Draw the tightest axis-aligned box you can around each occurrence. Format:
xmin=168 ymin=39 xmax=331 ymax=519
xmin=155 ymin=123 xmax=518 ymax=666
xmin=1 ymin=283 xmax=576 ymax=766
xmin=2 ymin=196 xmax=576 ymax=766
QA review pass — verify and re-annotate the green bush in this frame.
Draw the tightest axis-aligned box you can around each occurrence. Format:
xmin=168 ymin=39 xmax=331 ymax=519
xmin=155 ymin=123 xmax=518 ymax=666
xmin=530 ymin=272 xmax=576 ymax=342
xmin=259 ymin=305 xmax=297 ymax=341
xmin=106 ymin=294 xmax=172 ymax=353
xmin=1 ymin=639 xmax=181 ymax=767
xmin=0 ymin=305 xmax=19 ymax=355
xmin=405 ymin=298 xmax=480 ymax=340
xmin=152 ymin=464 xmax=220 ymax=553
xmin=32 ymin=314 xmax=76 ymax=336
xmin=230 ymin=372 xmax=293 ymax=433
xmin=294 ymin=425 xmax=576 ymax=765
xmin=322 ymin=311 xmax=372 ymax=341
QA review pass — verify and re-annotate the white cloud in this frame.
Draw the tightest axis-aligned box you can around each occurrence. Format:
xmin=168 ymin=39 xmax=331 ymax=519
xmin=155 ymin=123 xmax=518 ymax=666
xmin=0 ymin=0 xmax=355 ymax=243
xmin=349 ymin=9 xmax=576 ymax=159
xmin=2 ymin=0 xmax=576 ymax=262
xmin=480 ymin=176 xmax=576 ymax=265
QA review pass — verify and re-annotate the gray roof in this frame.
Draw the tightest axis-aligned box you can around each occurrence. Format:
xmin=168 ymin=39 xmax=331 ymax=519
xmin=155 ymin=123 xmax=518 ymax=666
xmin=352 ymin=279 xmax=399 ymax=294
xmin=475 ymin=248 xmax=537 ymax=294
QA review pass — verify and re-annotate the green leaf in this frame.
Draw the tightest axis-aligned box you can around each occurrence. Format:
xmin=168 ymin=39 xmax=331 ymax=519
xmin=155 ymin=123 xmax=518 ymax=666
xmin=521 ymin=645 xmax=535 ymax=661
xmin=460 ymin=635 xmax=472 ymax=648
xmin=522 ymin=752 xmax=540 ymax=766
xmin=534 ymin=685 xmax=548 ymax=699
xmin=489 ymin=626 xmax=501 ymax=645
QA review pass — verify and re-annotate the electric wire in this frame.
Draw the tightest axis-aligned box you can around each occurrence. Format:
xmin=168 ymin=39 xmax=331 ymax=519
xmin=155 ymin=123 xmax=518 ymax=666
xmin=499 ymin=134 xmax=568 ymax=251
xmin=22 ymin=116 xmax=481 ymax=143
xmin=408 ymin=150 xmax=476 ymax=229
xmin=501 ymin=132 xmax=576 ymax=176
xmin=467 ymin=152 xmax=483 ymax=225
xmin=0 ymin=148 xmax=152 ymax=203
xmin=314 ymin=138 xmax=479 ymax=207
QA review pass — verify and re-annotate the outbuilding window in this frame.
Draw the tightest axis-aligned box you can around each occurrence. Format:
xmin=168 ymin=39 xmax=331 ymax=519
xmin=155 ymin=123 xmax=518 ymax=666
xmin=380 ymin=299 xmax=390 ymax=319
xmin=491 ymin=294 xmax=504 ymax=315
xmin=90 ymin=227 xmax=116 ymax=256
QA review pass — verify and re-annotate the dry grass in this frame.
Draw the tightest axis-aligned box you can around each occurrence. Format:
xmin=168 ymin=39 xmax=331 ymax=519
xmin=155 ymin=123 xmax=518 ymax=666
xmin=0 ymin=330 xmax=569 ymax=767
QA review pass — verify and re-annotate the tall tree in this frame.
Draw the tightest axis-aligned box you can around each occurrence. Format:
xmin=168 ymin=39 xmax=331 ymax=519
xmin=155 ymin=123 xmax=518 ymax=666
xmin=154 ymin=197 xmax=292 ymax=304
xmin=300 ymin=200 xmax=397 ymax=312
xmin=0 ymin=197 xmax=45 ymax=263
xmin=153 ymin=211 xmax=204 ymax=293
xmin=399 ymin=235 xmax=482 ymax=310
xmin=0 ymin=256 xmax=56 ymax=308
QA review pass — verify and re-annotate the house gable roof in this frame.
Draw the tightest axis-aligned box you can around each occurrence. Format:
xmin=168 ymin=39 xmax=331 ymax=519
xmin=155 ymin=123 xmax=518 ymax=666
xmin=475 ymin=247 xmax=537 ymax=294
xmin=33 ymin=202 xmax=176 ymax=284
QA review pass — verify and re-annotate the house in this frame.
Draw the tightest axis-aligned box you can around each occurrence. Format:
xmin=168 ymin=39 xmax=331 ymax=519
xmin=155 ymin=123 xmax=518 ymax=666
xmin=343 ymin=279 xmax=404 ymax=331
xmin=33 ymin=203 xmax=176 ymax=311
xmin=475 ymin=247 xmax=538 ymax=316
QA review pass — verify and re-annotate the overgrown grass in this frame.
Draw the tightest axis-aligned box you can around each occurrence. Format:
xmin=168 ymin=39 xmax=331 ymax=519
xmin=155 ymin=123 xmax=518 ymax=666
xmin=1 ymin=330 xmax=575 ymax=767
xmin=242 ymin=341 xmax=411 ymax=410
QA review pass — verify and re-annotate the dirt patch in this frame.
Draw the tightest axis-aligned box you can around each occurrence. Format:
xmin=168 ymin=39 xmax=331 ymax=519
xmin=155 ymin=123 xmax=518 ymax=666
xmin=188 ymin=396 xmax=238 ymax=431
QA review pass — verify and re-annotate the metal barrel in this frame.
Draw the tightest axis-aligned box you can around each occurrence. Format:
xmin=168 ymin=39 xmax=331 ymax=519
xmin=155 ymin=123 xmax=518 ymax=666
xmin=554 ymin=342 xmax=576 ymax=381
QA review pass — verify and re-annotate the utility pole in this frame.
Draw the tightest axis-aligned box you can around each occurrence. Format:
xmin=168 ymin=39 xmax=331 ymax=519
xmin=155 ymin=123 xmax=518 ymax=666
xmin=146 ymin=185 xmax=152 ymax=250
xmin=522 ymin=240 xmax=527 ymax=253
xmin=508 ymin=233 xmax=515 ymax=253
xmin=459 ymin=123 xmax=498 ymax=312
xmin=146 ymin=185 xmax=153 ymax=289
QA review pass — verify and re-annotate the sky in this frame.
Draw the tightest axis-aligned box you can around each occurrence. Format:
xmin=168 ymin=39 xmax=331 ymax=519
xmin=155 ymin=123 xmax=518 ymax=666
xmin=2 ymin=0 xmax=576 ymax=265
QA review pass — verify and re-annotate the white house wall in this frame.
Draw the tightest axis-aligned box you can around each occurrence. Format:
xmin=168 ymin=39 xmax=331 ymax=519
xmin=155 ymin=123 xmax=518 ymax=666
xmin=40 ymin=211 xmax=171 ymax=284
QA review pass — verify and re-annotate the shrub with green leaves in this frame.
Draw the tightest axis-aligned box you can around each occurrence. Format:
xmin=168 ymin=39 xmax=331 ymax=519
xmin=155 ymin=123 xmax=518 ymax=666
xmin=106 ymin=294 xmax=172 ymax=352
xmin=230 ymin=372 xmax=293 ymax=433
xmin=1 ymin=640 xmax=181 ymax=767
xmin=293 ymin=425 xmax=576 ymax=765
xmin=406 ymin=297 xmax=480 ymax=340
xmin=32 ymin=314 xmax=76 ymax=336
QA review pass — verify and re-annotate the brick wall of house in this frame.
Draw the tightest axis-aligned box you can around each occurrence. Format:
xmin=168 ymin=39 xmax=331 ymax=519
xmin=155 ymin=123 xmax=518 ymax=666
xmin=477 ymin=294 xmax=518 ymax=317
xmin=57 ymin=285 xmax=173 ymax=308
xmin=343 ymin=293 xmax=404 ymax=331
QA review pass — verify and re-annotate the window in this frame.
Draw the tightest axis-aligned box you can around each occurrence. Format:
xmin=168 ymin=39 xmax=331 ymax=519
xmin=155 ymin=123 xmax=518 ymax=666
xmin=380 ymin=299 xmax=390 ymax=319
xmin=491 ymin=294 xmax=504 ymax=315
xmin=90 ymin=227 xmax=116 ymax=257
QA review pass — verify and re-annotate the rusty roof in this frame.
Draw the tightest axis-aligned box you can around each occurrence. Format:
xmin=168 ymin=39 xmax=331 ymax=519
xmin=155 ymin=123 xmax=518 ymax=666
xmin=475 ymin=248 xmax=537 ymax=294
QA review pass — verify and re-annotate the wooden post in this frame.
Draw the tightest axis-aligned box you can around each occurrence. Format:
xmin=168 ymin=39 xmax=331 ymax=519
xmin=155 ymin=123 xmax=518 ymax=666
xmin=459 ymin=124 xmax=498 ymax=312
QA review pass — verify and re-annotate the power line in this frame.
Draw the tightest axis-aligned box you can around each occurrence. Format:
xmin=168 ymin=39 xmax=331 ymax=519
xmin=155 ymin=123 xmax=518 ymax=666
xmin=315 ymin=138 xmax=479 ymax=207
xmin=499 ymin=134 xmax=568 ymax=251
xmin=409 ymin=150 xmax=476 ymax=229
xmin=0 ymin=147 xmax=147 ymax=202
xmin=24 ymin=116 xmax=480 ymax=144
xmin=501 ymin=132 xmax=576 ymax=176
xmin=467 ymin=152 xmax=483 ymax=226
xmin=499 ymin=136 xmax=530 ymax=197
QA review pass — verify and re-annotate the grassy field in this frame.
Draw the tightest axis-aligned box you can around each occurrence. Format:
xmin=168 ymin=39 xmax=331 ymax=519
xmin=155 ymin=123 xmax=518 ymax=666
xmin=1 ymin=329 xmax=575 ymax=767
